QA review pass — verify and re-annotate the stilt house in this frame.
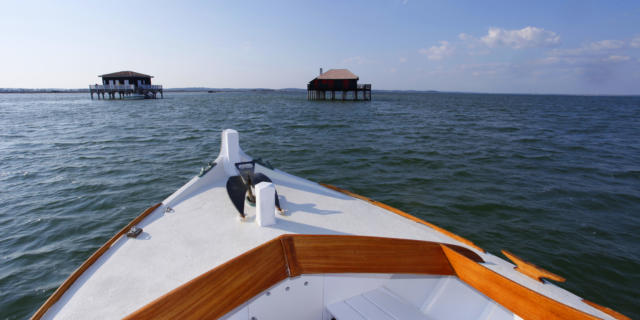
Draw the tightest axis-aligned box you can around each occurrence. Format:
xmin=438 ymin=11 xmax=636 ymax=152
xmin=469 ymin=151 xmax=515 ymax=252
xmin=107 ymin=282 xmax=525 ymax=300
xmin=89 ymin=70 xmax=163 ymax=100
xmin=307 ymin=68 xmax=371 ymax=101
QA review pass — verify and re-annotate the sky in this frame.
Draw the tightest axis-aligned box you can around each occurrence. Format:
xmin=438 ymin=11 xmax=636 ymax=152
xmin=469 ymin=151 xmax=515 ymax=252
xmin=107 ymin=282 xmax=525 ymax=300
xmin=1 ymin=0 xmax=639 ymax=94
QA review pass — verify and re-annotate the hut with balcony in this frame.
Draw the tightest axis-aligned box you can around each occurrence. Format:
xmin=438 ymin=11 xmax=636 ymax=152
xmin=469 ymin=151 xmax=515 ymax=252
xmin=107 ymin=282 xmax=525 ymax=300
xmin=89 ymin=71 xmax=163 ymax=99
xmin=307 ymin=68 xmax=371 ymax=101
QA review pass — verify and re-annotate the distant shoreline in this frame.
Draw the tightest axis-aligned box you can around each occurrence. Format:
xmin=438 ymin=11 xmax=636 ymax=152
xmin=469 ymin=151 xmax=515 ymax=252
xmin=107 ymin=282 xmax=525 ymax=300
xmin=0 ymin=88 xmax=638 ymax=97
xmin=0 ymin=88 xmax=285 ymax=94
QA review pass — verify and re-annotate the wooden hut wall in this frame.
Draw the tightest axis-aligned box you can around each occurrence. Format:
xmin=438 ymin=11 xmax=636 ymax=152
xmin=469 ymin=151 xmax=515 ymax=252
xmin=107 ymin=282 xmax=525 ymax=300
xmin=102 ymin=77 xmax=152 ymax=86
xmin=308 ymin=79 xmax=357 ymax=90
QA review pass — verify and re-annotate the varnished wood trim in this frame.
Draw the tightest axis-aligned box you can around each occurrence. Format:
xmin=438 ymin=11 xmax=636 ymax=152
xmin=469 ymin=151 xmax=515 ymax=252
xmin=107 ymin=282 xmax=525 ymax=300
xmin=583 ymin=299 xmax=631 ymax=320
xmin=48 ymin=232 xmax=623 ymax=320
xmin=320 ymin=183 xmax=485 ymax=252
xmin=124 ymin=237 xmax=289 ymax=320
xmin=124 ymin=235 xmax=482 ymax=320
xmin=31 ymin=202 xmax=163 ymax=320
xmin=502 ymin=250 xmax=566 ymax=283
xmin=442 ymin=245 xmax=599 ymax=320
xmin=285 ymin=234 xmax=457 ymax=276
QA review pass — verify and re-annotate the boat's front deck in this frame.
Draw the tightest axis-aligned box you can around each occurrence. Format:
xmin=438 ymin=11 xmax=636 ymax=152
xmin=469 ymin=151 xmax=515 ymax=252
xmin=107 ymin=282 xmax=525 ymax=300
xmin=38 ymin=130 xmax=617 ymax=320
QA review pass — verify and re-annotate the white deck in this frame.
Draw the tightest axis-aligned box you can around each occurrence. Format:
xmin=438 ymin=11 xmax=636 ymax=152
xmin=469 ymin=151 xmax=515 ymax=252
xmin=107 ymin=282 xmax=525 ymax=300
xmin=223 ymin=274 xmax=518 ymax=320
xmin=41 ymin=129 xmax=614 ymax=320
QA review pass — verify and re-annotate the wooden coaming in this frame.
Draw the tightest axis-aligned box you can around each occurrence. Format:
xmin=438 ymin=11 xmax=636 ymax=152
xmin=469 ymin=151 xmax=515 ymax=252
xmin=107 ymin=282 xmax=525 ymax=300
xmin=124 ymin=235 xmax=627 ymax=320
xmin=31 ymin=202 xmax=162 ymax=320
xmin=320 ymin=183 xmax=485 ymax=252
xmin=282 ymin=234 xmax=459 ymax=277
xmin=126 ymin=235 xmax=464 ymax=319
xmin=502 ymin=250 xmax=566 ymax=283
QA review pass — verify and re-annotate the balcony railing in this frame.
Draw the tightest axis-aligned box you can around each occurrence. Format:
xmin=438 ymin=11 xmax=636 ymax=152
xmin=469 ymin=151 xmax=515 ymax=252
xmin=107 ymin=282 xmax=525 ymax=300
xmin=89 ymin=84 xmax=162 ymax=91
xmin=89 ymin=84 xmax=135 ymax=90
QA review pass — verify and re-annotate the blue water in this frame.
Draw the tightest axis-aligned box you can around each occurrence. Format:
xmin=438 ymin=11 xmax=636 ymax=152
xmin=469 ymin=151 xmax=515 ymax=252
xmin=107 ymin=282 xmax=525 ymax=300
xmin=1 ymin=92 xmax=638 ymax=319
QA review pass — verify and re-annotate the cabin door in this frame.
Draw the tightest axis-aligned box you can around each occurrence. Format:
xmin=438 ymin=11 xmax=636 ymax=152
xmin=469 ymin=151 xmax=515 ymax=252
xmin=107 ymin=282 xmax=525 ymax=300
xmin=109 ymin=80 xmax=114 ymax=85
xmin=124 ymin=80 xmax=129 ymax=86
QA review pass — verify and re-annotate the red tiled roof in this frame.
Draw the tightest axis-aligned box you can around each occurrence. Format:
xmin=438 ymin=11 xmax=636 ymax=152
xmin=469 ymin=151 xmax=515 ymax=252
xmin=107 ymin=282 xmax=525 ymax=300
xmin=99 ymin=71 xmax=154 ymax=78
xmin=317 ymin=69 xmax=358 ymax=80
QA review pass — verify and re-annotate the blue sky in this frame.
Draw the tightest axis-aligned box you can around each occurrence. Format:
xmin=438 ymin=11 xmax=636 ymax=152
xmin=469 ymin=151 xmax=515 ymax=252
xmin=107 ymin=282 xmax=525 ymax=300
xmin=1 ymin=0 xmax=639 ymax=94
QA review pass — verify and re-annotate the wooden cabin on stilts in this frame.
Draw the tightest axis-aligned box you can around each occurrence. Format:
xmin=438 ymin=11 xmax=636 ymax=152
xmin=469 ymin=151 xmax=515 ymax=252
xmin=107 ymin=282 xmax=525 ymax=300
xmin=89 ymin=71 xmax=163 ymax=100
xmin=307 ymin=68 xmax=371 ymax=101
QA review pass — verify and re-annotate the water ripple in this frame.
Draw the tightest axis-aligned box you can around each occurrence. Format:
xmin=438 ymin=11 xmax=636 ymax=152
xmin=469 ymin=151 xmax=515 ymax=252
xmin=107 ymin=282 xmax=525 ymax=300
xmin=0 ymin=92 xmax=638 ymax=319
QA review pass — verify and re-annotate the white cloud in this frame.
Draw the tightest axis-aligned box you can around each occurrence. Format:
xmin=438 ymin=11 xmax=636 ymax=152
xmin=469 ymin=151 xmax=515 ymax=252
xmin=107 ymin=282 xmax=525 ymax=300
xmin=399 ymin=57 xmax=407 ymax=63
xmin=419 ymin=41 xmax=454 ymax=60
xmin=604 ymin=55 xmax=630 ymax=62
xmin=631 ymin=37 xmax=640 ymax=48
xmin=481 ymin=26 xmax=560 ymax=49
xmin=551 ymin=39 xmax=629 ymax=57
xmin=588 ymin=40 xmax=625 ymax=50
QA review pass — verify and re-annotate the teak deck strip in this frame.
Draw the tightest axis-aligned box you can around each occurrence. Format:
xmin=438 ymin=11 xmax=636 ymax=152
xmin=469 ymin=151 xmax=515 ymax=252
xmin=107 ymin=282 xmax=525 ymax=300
xmin=124 ymin=235 xmax=620 ymax=320
xmin=320 ymin=183 xmax=486 ymax=252
xmin=31 ymin=202 xmax=162 ymax=320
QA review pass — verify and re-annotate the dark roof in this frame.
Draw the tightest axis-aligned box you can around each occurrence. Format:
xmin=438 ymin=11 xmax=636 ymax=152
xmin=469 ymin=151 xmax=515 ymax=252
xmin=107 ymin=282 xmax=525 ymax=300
xmin=316 ymin=69 xmax=358 ymax=80
xmin=99 ymin=71 xmax=154 ymax=78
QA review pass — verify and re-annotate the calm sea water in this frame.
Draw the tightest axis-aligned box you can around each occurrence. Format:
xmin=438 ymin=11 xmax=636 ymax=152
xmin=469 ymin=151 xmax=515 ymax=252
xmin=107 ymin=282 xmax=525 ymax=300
xmin=0 ymin=91 xmax=638 ymax=319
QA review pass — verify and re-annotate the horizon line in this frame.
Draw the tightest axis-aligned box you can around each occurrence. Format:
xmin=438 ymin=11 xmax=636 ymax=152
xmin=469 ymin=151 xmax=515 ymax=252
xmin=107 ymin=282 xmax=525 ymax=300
xmin=0 ymin=87 xmax=639 ymax=97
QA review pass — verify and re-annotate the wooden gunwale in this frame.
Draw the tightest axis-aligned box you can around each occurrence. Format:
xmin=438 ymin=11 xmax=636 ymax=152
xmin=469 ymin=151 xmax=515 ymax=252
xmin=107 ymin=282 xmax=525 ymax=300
xmin=124 ymin=234 xmax=623 ymax=320
xmin=320 ymin=183 xmax=485 ymax=252
xmin=31 ymin=202 xmax=163 ymax=320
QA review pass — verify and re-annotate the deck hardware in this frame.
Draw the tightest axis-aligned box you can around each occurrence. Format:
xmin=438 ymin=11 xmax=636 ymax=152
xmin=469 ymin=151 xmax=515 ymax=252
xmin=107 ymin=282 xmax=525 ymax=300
xmin=126 ymin=226 xmax=142 ymax=238
xmin=198 ymin=161 xmax=216 ymax=177
xmin=251 ymin=317 xmax=257 ymax=320
xmin=165 ymin=206 xmax=174 ymax=214
xmin=255 ymin=182 xmax=276 ymax=226
xmin=285 ymin=286 xmax=290 ymax=291
xmin=304 ymin=281 xmax=309 ymax=286
xmin=226 ymin=160 xmax=284 ymax=218
xmin=266 ymin=291 xmax=271 ymax=296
